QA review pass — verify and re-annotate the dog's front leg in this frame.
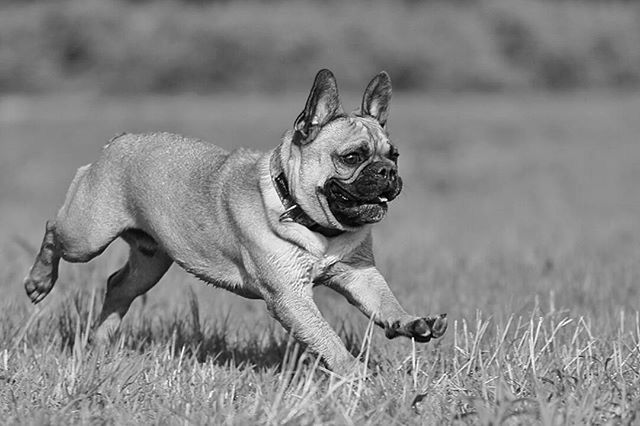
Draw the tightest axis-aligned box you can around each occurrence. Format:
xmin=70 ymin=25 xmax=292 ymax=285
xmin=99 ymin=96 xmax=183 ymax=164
xmin=263 ymin=286 xmax=358 ymax=374
xmin=325 ymin=264 xmax=447 ymax=343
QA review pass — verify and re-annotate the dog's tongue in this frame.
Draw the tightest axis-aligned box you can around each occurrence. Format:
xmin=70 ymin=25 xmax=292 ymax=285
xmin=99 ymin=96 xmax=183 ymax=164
xmin=353 ymin=203 xmax=388 ymax=223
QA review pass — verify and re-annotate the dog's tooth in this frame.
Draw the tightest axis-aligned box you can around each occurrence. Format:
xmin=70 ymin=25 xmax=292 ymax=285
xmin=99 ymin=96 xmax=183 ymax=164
xmin=378 ymin=197 xmax=388 ymax=203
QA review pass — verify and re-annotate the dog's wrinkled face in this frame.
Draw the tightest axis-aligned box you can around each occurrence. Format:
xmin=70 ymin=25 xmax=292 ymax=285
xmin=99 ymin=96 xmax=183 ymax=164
xmin=286 ymin=70 xmax=403 ymax=230
xmin=321 ymin=116 xmax=402 ymax=226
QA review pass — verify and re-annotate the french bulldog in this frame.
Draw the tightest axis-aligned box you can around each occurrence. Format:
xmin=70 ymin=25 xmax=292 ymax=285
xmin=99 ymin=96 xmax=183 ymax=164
xmin=24 ymin=69 xmax=447 ymax=373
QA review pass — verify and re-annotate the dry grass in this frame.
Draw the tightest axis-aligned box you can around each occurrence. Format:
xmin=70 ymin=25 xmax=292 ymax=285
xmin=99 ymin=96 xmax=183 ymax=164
xmin=1 ymin=92 xmax=640 ymax=423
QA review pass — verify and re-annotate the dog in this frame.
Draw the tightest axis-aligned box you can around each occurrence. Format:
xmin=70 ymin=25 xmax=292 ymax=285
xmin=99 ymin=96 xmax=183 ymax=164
xmin=23 ymin=69 xmax=447 ymax=373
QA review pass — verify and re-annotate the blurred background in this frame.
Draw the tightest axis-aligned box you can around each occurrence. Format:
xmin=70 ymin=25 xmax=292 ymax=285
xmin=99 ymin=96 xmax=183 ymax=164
xmin=1 ymin=0 xmax=639 ymax=93
xmin=2 ymin=0 xmax=640 ymax=335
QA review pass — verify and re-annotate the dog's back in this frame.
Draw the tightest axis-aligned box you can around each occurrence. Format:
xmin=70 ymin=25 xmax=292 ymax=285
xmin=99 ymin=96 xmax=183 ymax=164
xmin=79 ymin=131 xmax=263 ymax=255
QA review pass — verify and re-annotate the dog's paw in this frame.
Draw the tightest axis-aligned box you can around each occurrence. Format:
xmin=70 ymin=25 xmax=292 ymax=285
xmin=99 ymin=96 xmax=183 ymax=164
xmin=23 ymin=265 xmax=57 ymax=304
xmin=385 ymin=313 xmax=447 ymax=342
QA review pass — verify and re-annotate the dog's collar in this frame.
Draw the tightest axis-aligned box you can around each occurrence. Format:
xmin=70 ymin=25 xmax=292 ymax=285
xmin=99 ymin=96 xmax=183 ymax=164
xmin=269 ymin=149 xmax=345 ymax=238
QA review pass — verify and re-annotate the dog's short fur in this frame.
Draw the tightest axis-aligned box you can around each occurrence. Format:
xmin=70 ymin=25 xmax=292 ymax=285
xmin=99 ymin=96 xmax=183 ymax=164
xmin=24 ymin=70 xmax=446 ymax=373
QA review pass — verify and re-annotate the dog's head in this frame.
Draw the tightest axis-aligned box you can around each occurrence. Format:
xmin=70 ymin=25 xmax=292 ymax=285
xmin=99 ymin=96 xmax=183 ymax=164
xmin=284 ymin=69 xmax=402 ymax=231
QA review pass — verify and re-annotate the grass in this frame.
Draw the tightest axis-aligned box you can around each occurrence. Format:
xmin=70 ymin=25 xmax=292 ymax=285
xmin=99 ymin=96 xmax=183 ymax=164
xmin=1 ymin=92 xmax=640 ymax=423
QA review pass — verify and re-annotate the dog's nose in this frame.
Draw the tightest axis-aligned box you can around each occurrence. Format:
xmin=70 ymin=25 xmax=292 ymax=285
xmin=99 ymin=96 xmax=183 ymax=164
xmin=374 ymin=163 xmax=397 ymax=181
xmin=355 ymin=161 xmax=401 ymax=199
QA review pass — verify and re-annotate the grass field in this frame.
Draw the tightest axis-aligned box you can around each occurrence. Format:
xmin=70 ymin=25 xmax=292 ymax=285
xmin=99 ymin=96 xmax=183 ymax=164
xmin=1 ymin=92 xmax=640 ymax=423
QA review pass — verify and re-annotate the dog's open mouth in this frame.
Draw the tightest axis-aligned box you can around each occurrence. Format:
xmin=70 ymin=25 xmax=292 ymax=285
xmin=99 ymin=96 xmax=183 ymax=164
xmin=327 ymin=181 xmax=389 ymax=208
xmin=323 ymin=180 xmax=390 ymax=227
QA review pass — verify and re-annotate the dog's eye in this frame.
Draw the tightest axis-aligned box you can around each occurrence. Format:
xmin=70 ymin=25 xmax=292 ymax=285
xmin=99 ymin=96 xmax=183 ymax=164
xmin=341 ymin=153 xmax=361 ymax=165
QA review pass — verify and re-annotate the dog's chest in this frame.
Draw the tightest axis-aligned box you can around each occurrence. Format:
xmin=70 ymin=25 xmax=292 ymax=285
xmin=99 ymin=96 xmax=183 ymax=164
xmin=304 ymin=230 xmax=369 ymax=281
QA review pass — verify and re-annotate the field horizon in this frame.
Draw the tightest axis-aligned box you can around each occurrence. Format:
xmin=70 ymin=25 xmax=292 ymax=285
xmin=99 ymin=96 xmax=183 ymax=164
xmin=1 ymin=92 xmax=640 ymax=423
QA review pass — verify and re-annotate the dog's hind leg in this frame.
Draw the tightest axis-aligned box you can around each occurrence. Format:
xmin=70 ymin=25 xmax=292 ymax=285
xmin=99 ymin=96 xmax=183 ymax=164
xmin=94 ymin=230 xmax=173 ymax=344
xmin=24 ymin=163 xmax=130 ymax=304
xmin=23 ymin=215 xmax=124 ymax=304
xmin=24 ymin=221 xmax=61 ymax=304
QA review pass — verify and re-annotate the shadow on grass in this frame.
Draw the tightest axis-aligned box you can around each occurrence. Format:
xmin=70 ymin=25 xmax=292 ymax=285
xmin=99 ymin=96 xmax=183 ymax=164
xmin=31 ymin=289 xmax=366 ymax=372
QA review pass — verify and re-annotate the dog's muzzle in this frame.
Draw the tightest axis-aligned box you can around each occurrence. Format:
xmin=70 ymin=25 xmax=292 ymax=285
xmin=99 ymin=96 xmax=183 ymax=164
xmin=323 ymin=161 xmax=402 ymax=227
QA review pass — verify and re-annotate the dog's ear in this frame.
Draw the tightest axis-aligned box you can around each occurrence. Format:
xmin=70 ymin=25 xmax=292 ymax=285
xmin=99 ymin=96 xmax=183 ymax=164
xmin=293 ymin=69 xmax=344 ymax=145
xmin=361 ymin=71 xmax=392 ymax=127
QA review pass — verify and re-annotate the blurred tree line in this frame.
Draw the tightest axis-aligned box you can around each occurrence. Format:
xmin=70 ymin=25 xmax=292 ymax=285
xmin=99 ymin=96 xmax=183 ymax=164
xmin=0 ymin=0 xmax=638 ymax=93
